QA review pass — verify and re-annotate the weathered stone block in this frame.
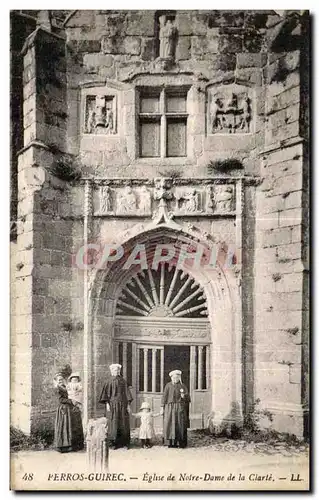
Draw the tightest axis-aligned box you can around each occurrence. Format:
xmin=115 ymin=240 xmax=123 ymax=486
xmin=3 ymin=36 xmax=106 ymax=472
xmin=284 ymin=50 xmax=300 ymax=71
xmin=277 ymin=243 xmax=302 ymax=261
xmin=175 ymin=13 xmax=193 ymax=35
xmin=125 ymin=12 xmax=155 ymax=36
xmin=279 ymin=208 xmax=302 ymax=228
xmin=124 ymin=36 xmax=141 ymax=55
xmin=236 ymin=68 xmax=262 ymax=86
xmin=244 ymin=12 xmax=268 ymax=28
xmin=140 ymin=38 xmax=156 ymax=61
xmin=236 ymin=52 xmax=267 ymax=68
xmin=23 ymin=64 xmax=36 ymax=85
xmin=269 ymin=122 xmax=300 ymax=144
xmin=23 ymin=78 xmax=36 ymax=100
xmin=262 ymin=227 xmax=292 ymax=248
xmin=274 ymin=272 xmax=303 ymax=293
xmin=243 ymin=33 xmax=263 ymax=52
xmin=210 ymin=54 xmax=237 ymax=72
xmin=289 ymin=364 xmax=301 ymax=384
xmin=191 ymin=36 xmax=207 ymax=58
xmin=76 ymin=40 xmax=101 ymax=53
xmin=176 ymin=36 xmax=191 ymax=60
xmin=83 ymin=53 xmax=113 ymax=70
xmin=218 ymin=34 xmax=243 ymax=53
xmin=272 ymin=174 xmax=302 ymax=196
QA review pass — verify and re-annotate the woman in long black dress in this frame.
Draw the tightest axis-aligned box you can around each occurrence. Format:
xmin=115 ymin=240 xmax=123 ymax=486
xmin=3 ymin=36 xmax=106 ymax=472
xmin=54 ymin=373 xmax=84 ymax=453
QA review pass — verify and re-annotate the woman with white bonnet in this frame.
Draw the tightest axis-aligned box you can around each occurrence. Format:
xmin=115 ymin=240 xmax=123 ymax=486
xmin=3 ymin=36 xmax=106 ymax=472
xmin=99 ymin=363 xmax=133 ymax=449
xmin=161 ymin=370 xmax=190 ymax=448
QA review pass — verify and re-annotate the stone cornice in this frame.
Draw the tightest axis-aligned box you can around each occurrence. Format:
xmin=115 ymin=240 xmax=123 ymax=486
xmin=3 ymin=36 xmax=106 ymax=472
xmin=21 ymin=26 xmax=65 ymax=56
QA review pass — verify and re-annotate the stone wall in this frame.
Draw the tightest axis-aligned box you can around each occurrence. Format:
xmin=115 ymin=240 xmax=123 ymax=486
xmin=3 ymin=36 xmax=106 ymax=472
xmin=254 ymin=14 xmax=309 ymax=437
xmin=11 ymin=10 xmax=309 ymax=437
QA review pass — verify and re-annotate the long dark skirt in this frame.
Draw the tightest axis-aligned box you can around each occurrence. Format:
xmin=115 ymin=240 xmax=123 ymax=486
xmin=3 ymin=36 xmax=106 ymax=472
xmin=163 ymin=402 xmax=188 ymax=448
xmin=108 ymin=401 xmax=130 ymax=448
xmin=54 ymin=403 xmax=84 ymax=452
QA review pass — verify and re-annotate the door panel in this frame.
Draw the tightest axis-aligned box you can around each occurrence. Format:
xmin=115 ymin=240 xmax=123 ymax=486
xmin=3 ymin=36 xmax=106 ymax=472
xmin=136 ymin=345 xmax=164 ymax=432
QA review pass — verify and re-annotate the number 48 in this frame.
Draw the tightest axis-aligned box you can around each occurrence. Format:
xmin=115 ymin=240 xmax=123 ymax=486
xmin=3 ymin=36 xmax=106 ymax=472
xmin=22 ymin=473 xmax=34 ymax=481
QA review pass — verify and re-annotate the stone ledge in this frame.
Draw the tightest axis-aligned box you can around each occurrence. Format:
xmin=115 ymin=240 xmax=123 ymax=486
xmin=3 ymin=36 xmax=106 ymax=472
xmin=259 ymin=136 xmax=305 ymax=157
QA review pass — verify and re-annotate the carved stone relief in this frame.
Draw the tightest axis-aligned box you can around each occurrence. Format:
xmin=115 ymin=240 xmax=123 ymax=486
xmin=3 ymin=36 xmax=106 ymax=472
xmin=116 ymin=186 xmax=137 ymax=215
xmin=93 ymin=180 xmax=236 ymax=217
xmin=85 ymin=95 xmax=116 ymax=134
xmin=210 ymin=185 xmax=235 ymax=214
xmin=98 ymin=185 xmax=113 ymax=214
xmin=115 ymin=325 xmax=209 ymax=339
xmin=174 ymin=187 xmax=203 ymax=214
xmin=208 ymin=84 xmax=253 ymax=135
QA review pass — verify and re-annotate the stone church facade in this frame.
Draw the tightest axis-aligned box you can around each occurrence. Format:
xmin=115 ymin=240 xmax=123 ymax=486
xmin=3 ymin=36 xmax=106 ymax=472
xmin=10 ymin=10 xmax=309 ymax=438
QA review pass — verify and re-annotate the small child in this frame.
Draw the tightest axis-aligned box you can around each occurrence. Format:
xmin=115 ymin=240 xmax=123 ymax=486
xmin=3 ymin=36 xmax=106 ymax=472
xmin=133 ymin=402 xmax=160 ymax=448
xmin=67 ymin=373 xmax=83 ymax=412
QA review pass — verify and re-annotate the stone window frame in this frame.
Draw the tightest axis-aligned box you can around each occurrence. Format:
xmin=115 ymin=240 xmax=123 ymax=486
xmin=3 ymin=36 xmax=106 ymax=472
xmin=136 ymin=84 xmax=192 ymax=160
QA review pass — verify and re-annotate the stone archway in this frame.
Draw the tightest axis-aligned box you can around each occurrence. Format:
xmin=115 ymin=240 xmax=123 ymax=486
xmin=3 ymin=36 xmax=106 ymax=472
xmin=88 ymin=222 xmax=243 ymax=432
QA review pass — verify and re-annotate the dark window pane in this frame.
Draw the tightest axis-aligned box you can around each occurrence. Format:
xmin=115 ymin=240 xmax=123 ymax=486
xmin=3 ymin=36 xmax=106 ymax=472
xmin=140 ymin=95 xmax=160 ymax=113
xmin=156 ymin=349 xmax=161 ymax=393
xmin=167 ymin=118 xmax=187 ymax=157
xmin=139 ymin=349 xmax=144 ymax=392
xmin=166 ymin=94 xmax=187 ymax=113
xmin=127 ymin=343 xmax=132 ymax=386
xmin=140 ymin=119 xmax=160 ymax=157
xmin=147 ymin=349 xmax=152 ymax=392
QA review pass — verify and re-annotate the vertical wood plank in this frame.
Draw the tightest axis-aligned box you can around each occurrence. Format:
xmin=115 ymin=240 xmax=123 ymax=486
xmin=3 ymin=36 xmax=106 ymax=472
xmin=190 ymin=346 xmax=196 ymax=392
xmin=152 ymin=348 xmax=156 ymax=392
xmin=160 ymin=348 xmax=164 ymax=392
xmin=198 ymin=346 xmax=203 ymax=390
xmin=206 ymin=345 xmax=210 ymax=390
xmin=123 ymin=342 xmax=127 ymax=379
xmin=143 ymin=348 xmax=148 ymax=393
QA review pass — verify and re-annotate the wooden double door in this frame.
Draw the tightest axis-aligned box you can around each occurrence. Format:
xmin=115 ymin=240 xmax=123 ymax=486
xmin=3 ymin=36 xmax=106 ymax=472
xmin=114 ymin=340 xmax=211 ymax=430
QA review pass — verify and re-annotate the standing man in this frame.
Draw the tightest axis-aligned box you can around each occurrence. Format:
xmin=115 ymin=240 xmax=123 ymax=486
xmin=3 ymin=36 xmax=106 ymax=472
xmin=99 ymin=364 xmax=133 ymax=449
xmin=161 ymin=370 xmax=190 ymax=448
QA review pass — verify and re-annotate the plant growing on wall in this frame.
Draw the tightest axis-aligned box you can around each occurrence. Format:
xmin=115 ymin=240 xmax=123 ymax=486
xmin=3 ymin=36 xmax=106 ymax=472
xmin=48 ymin=147 xmax=82 ymax=182
xmin=244 ymin=398 xmax=274 ymax=434
xmin=207 ymin=158 xmax=243 ymax=174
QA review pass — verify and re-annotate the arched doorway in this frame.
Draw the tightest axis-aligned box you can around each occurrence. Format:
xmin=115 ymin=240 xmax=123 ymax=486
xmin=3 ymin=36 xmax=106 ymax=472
xmin=114 ymin=265 xmax=211 ymax=429
xmin=89 ymin=224 xmax=243 ymax=433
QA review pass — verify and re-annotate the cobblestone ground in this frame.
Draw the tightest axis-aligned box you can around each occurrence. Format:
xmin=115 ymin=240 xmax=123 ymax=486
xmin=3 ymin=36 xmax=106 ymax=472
xmin=11 ymin=431 xmax=309 ymax=491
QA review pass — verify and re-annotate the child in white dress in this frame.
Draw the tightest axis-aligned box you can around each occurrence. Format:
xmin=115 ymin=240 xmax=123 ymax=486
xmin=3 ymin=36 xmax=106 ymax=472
xmin=133 ymin=401 xmax=160 ymax=448
xmin=67 ymin=373 xmax=83 ymax=412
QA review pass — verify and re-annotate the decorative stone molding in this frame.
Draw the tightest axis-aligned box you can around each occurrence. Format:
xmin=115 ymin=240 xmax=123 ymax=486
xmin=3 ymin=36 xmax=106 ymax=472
xmin=207 ymin=83 xmax=254 ymax=135
xmin=114 ymin=325 xmax=209 ymax=340
xmin=93 ymin=178 xmax=237 ymax=217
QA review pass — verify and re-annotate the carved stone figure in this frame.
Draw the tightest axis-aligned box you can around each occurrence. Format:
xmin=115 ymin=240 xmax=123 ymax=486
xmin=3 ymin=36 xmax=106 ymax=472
xmin=99 ymin=186 xmax=112 ymax=214
xmin=240 ymin=96 xmax=251 ymax=132
xmin=177 ymin=189 xmax=200 ymax=213
xmin=138 ymin=186 xmax=152 ymax=215
xmin=159 ymin=16 xmax=178 ymax=60
xmin=214 ymin=186 xmax=234 ymax=213
xmin=117 ymin=186 xmax=137 ymax=215
xmin=86 ymin=96 xmax=115 ymax=134
xmin=209 ymin=87 xmax=252 ymax=134
xmin=154 ymin=178 xmax=173 ymax=201
xmin=210 ymin=98 xmax=224 ymax=132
